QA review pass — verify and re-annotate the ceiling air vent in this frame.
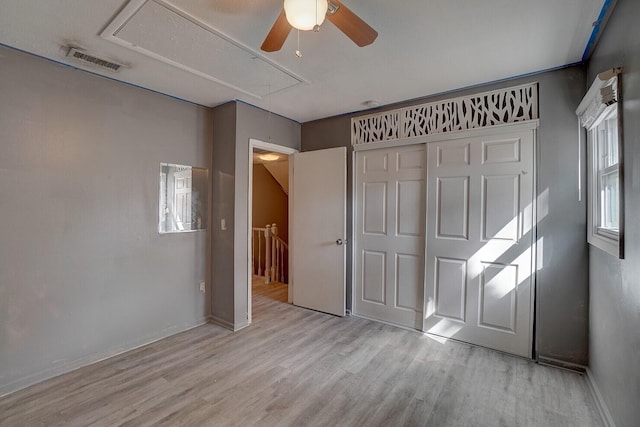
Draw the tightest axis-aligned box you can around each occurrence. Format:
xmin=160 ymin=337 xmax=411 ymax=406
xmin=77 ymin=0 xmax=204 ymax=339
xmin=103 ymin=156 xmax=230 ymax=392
xmin=66 ymin=47 xmax=123 ymax=72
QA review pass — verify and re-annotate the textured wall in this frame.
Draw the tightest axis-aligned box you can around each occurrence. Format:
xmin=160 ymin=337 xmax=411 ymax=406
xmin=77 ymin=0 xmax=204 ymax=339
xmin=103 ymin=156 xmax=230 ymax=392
xmin=302 ymin=66 xmax=589 ymax=364
xmin=0 ymin=46 xmax=212 ymax=395
xmin=586 ymin=0 xmax=640 ymax=425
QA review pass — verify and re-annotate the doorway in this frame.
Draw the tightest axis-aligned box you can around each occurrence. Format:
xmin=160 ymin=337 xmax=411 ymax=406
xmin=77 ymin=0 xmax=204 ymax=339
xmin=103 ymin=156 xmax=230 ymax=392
xmin=247 ymin=139 xmax=297 ymax=322
xmin=247 ymin=141 xmax=348 ymax=323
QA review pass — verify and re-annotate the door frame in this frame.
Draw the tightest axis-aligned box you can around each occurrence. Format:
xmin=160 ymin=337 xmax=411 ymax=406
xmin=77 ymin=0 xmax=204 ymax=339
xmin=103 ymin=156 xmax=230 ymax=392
xmin=247 ymin=138 xmax=298 ymax=323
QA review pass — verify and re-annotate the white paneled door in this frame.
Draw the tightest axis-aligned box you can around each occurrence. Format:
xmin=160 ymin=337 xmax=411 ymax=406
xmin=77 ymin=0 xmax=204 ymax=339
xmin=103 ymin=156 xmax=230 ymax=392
xmin=291 ymin=147 xmax=346 ymax=317
xmin=355 ymin=145 xmax=426 ymax=329
xmin=424 ymin=129 xmax=535 ymax=358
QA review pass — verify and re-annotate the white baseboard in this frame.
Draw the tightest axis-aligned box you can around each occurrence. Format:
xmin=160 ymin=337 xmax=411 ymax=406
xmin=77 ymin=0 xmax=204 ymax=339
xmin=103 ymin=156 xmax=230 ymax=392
xmin=585 ymin=368 xmax=616 ymax=427
xmin=0 ymin=318 xmax=208 ymax=398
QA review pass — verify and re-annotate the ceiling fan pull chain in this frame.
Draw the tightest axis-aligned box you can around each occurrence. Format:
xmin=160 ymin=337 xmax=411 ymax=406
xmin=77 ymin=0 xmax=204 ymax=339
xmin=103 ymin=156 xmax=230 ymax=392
xmin=313 ymin=0 xmax=320 ymax=32
xmin=296 ymin=30 xmax=302 ymax=57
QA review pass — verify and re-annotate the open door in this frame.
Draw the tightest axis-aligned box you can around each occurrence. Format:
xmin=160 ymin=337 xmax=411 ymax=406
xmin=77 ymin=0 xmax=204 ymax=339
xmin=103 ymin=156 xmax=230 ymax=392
xmin=291 ymin=147 xmax=346 ymax=316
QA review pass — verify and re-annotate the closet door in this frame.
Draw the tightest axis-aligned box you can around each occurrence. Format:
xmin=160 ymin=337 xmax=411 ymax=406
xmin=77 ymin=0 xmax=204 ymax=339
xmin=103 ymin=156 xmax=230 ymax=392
xmin=354 ymin=145 xmax=425 ymax=329
xmin=424 ymin=130 xmax=535 ymax=358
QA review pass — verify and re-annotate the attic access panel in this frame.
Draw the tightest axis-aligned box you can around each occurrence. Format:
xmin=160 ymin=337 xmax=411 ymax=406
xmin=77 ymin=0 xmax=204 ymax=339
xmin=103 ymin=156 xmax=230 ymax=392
xmin=101 ymin=0 xmax=306 ymax=98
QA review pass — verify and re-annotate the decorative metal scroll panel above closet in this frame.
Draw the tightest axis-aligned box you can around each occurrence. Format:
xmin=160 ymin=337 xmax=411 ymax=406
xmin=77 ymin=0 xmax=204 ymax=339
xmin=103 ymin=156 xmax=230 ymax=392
xmin=351 ymin=83 xmax=538 ymax=146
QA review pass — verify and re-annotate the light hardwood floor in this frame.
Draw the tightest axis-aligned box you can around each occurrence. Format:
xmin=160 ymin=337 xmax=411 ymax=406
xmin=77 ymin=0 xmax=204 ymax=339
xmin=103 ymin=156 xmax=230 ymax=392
xmin=1 ymin=280 xmax=602 ymax=426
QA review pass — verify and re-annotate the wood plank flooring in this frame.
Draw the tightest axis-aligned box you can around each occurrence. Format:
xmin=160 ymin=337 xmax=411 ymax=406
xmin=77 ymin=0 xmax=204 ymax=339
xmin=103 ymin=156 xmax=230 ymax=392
xmin=0 ymin=280 xmax=602 ymax=426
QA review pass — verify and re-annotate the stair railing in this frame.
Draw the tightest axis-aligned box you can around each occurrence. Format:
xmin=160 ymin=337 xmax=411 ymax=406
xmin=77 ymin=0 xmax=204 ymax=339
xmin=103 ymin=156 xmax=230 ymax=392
xmin=251 ymin=223 xmax=288 ymax=284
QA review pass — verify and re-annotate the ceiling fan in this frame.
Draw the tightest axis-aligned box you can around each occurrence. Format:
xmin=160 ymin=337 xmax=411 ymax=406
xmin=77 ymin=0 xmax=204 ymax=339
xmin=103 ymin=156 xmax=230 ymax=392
xmin=261 ymin=0 xmax=378 ymax=52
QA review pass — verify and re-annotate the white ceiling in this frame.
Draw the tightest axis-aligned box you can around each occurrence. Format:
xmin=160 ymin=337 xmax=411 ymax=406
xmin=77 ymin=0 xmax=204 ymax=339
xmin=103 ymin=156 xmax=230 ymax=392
xmin=0 ymin=0 xmax=603 ymax=123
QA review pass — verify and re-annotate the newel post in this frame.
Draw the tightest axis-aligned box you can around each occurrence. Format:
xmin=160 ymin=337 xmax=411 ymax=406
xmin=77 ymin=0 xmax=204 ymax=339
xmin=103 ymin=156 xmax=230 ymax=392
xmin=271 ymin=223 xmax=278 ymax=283
xmin=264 ymin=225 xmax=271 ymax=284
xmin=270 ymin=223 xmax=277 ymax=282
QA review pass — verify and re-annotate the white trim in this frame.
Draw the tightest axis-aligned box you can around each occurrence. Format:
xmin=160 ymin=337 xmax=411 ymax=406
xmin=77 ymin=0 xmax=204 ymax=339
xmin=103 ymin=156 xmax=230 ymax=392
xmin=247 ymin=139 xmax=298 ymax=323
xmin=588 ymin=230 xmax=620 ymax=256
xmin=578 ymin=119 xmax=583 ymax=202
xmin=250 ymin=139 xmax=299 ymax=155
xmin=353 ymin=135 xmax=428 ymax=151
xmin=576 ymin=68 xmax=622 ymax=129
xmin=530 ymin=127 xmax=538 ymax=360
xmin=288 ymin=156 xmax=294 ymax=304
xmin=580 ymin=70 xmax=623 ymax=259
xmin=586 ymin=368 xmax=617 ymax=427
xmin=354 ymin=120 xmax=540 ymax=151
xmin=584 ymin=102 xmax=622 ymax=258
xmin=350 ymin=149 xmax=356 ymax=312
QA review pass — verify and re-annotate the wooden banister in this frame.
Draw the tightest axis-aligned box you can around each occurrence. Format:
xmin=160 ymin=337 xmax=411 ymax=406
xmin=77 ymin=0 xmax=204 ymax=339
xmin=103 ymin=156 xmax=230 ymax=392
xmin=251 ymin=223 xmax=288 ymax=284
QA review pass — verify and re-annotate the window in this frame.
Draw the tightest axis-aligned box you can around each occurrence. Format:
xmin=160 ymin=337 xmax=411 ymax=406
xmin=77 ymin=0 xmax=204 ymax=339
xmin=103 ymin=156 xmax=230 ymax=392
xmin=594 ymin=109 xmax=619 ymax=232
xmin=577 ymin=69 xmax=624 ymax=258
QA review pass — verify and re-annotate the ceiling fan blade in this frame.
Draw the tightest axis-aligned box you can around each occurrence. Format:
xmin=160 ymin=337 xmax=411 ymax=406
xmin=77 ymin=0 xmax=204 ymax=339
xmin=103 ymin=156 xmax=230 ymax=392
xmin=326 ymin=1 xmax=377 ymax=47
xmin=261 ymin=10 xmax=292 ymax=52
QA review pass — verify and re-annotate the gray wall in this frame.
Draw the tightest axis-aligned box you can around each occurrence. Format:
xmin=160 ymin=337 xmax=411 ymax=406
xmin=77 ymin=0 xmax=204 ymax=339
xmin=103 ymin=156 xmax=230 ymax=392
xmin=0 ymin=46 xmax=212 ymax=395
xmin=302 ymin=66 xmax=589 ymax=364
xmin=586 ymin=0 xmax=640 ymax=425
xmin=211 ymin=101 xmax=300 ymax=328
xmin=211 ymin=102 xmax=237 ymax=327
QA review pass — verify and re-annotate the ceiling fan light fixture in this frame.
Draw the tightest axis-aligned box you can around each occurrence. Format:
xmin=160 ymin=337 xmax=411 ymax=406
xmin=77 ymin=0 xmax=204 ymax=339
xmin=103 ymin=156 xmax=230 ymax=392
xmin=284 ymin=0 xmax=328 ymax=31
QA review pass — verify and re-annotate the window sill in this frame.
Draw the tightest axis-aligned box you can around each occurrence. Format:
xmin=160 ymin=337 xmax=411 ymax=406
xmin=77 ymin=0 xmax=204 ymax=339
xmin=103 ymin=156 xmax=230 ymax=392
xmin=588 ymin=230 xmax=621 ymax=258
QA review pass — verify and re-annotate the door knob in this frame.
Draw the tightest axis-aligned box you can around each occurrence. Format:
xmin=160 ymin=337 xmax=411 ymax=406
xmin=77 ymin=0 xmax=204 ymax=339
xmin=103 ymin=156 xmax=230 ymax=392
xmin=336 ymin=238 xmax=347 ymax=246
